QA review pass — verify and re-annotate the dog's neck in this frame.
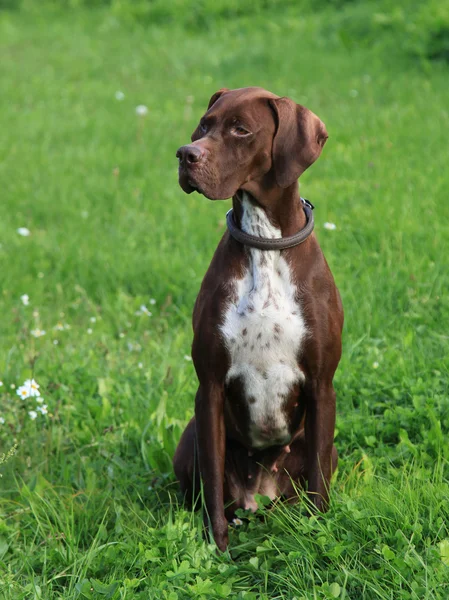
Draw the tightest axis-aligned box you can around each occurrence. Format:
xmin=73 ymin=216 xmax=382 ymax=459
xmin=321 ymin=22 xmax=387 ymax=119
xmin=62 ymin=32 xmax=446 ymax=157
xmin=232 ymin=183 xmax=307 ymax=238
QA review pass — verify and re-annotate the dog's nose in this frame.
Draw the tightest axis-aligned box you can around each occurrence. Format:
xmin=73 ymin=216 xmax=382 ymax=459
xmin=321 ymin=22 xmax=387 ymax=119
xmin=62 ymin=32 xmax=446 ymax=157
xmin=176 ymin=145 xmax=204 ymax=165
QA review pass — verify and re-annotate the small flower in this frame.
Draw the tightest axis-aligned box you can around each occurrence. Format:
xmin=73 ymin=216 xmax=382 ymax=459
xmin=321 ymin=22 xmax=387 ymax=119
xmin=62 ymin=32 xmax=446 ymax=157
xmin=135 ymin=305 xmax=152 ymax=316
xmin=31 ymin=329 xmax=46 ymax=337
xmin=184 ymin=355 xmax=192 ymax=361
xmin=119 ymin=332 xmax=125 ymax=338
xmin=138 ymin=362 xmax=143 ymax=369
xmin=21 ymin=294 xmax=30 ymax=306
xmin=10 ymin=384 xmax=15 ymax=390
xmin=17 ymin=386 xmax=31 ymax=400
xmin=115 ymin=90 xmax=125 ymax=101
xmin=32 ymin=310 xmax=39 ymax=318
xmin=53 ymin=340 xmax=59 ymax=345
xmin=17 ymin=227 xmax=31 ymax=237
xmin=0 ymin=381 xmax=3 ymax=387
xmin=149 ymin=298 xmax=156 ymax=305
xmin=323 ymin=222 xmax=337 ymax=231
xmin=37 ymin=404 xmax=48 ymax=415
xmin=23 ymin=379 xmax=40 ymax=397
xmin=87 ymin=328 xmax=93 ymax=335
xmin=135 ymin=105 xmax=149 ymax=116
xmin=28 ymin=410 xmax=38 ymax=420
xmin=372 ymin=361 xmax=379 ymax=369
xmin=36 ymin=397 xmax=44 ymax=404
xmin=232 ymin=518 xmax=243 ymax=526
xmin=0 ymin=417 xmax=5 ymax=425
xmin=54 ymin=323 xmax=64 ymax=331
xmin=17 ymin=379 xmax=40 ymax=399
xmin=90 ymin=317 xmax=96 ymax=323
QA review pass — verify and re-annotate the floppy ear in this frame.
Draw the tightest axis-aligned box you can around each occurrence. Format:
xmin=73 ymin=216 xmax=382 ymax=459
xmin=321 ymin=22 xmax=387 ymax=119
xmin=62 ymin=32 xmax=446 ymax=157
xmin=268 ymin=97 xmax=328 ymax=188
xmin=191 ymin=88 xmax=230 ymax=141
xmin=206 ymin=87 xmax=229 ymax=110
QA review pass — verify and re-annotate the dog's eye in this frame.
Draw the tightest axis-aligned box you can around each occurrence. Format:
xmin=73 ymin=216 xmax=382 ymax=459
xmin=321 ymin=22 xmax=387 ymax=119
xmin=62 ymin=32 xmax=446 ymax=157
xmin=199 ymin=122 xmax=208 ymax=135
xmin=232 ymin=125 xmax=251 ymax=137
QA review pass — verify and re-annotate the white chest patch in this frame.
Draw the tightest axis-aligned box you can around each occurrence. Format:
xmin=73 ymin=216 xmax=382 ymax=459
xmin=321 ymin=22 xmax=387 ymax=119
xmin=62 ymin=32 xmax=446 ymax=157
xmin=220 ymin=194 xmax=307 ymax=449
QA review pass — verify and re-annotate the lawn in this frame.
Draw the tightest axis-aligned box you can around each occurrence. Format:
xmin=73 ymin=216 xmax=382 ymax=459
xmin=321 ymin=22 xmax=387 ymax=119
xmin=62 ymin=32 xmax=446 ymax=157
xmin=1 ymin=1 xmax=449 ymax=598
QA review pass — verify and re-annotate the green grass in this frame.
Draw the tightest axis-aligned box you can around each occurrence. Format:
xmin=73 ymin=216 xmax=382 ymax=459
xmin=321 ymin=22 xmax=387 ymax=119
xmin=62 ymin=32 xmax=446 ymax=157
xmin=1 ymin=2 xmax=449 ymax=598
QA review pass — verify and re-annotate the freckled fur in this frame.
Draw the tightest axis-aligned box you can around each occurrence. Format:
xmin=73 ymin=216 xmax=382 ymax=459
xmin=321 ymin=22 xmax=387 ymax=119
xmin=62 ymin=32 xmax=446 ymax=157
xmin=220 ymin=193 xmax=307 ymax=448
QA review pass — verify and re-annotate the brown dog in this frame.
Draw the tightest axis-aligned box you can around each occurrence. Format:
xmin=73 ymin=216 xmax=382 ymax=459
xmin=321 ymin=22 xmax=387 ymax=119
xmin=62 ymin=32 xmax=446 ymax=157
xmin=173 ymin=87 xmax=343 ymax=551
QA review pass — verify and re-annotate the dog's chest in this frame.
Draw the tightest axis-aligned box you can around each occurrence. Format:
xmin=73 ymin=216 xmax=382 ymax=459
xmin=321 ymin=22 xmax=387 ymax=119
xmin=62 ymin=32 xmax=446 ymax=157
xmin=220 ymin=196 xmax=307 ymax=448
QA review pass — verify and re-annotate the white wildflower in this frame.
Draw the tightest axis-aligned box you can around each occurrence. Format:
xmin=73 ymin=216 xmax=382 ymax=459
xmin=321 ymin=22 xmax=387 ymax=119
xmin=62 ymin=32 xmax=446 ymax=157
xmin=138 ymin=362 xmax=143 ymax=369
xmin=184 ymin=355 xmax=192 ymax=361
xmin=53 ymin=340 xmax=59 ymax=345
xmin=17 ymin=227 xmax=30 ymax=237
xmin=37 ymin=404 xmax=48 ymax=415
xmin=87 ymin=328 xmax=93 ymax=335
xmin=31 ymin=329 xmax=46 ymax=338
xmin=21 ymin=294 xmax=30 ymax=306
xmin=135 ymin=305 xmax=152 ymax=316
xmin=135 ymin=105 xmax=149 ymax=116
xmin=54 ymin=323 xmax=64 ymax=331
xmin=90 ymin=317 xmax=96 ymax=323
xmin=115 ymin=90 xmax=125 ymax=101
xmin=17 ymin=379 xmax=40 ymax=399
xmin=0 ymin=381 xmax=3 ymax=387
xmin=149 ymin=298 xmax=156 ymax=305
xmin=23 ymin=379 xmax=40 ymax=397
xmin=372 ymin=361 xmax=379 ymax=369
xmin=10 ymin=384 xmax=15 ymax=390
xmin=28 ymin=410 xmax=38 ymax=420
xmin=232 ymin=518 xmax=243 ymax=526
xmin=36 ymin=396 xmax=44 ymax=404
xmin=0 ymin=417 xmax=5 ymax=425
xmin=17 ymin=386 xmax=29 ymax=400
xmin=323 ymin=222 xmax=337 ymax=231
xmin=119 ymin=332 xmax=125 ymax=338
xmin=32 ymin=310 xmax=39 ymax=318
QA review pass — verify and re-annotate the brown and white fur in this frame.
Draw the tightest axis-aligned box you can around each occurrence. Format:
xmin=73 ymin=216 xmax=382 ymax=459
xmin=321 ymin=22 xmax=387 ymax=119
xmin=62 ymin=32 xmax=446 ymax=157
xmin=173 ymin=87 xmax=343 ymax=551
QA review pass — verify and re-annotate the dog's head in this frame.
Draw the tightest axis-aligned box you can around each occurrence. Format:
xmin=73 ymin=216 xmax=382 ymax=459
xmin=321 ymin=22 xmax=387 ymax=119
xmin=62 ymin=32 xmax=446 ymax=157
xmin=176 ymin=87 xmax=328 ymax=200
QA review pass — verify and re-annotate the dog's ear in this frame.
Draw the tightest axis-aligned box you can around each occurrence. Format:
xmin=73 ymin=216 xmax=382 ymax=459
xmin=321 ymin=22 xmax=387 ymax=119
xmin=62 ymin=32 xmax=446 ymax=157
xmin=268 ymin=97 xmax=328 ymax=188
xmin=206 ymin=88 xmax=230 ymax=110
xmin=191 ymin=88 xmax=230 ymax=141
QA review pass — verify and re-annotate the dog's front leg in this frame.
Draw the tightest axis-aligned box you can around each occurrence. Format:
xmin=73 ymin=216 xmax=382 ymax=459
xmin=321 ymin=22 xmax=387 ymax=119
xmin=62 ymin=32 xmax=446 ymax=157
xmin=305 ymin=382 xmax=336 ymax=512
xmin=195 ymin=383 xmax=228 ymax=551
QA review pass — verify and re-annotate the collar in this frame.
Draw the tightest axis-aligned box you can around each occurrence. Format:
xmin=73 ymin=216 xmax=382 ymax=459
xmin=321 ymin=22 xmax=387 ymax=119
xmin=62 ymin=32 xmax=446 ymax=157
xmin=226 ymin=197 xmax=314 ymax=251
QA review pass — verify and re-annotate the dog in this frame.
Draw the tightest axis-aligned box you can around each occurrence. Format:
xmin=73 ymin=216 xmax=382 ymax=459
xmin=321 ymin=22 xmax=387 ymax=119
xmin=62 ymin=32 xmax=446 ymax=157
xmin=173 ymin=87 xmax=343 ymax=551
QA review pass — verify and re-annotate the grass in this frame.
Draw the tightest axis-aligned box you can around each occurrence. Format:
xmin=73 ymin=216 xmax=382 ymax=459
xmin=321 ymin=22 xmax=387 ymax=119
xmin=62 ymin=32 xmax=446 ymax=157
xmin=1 ymin=1 xmax=449 ymax=598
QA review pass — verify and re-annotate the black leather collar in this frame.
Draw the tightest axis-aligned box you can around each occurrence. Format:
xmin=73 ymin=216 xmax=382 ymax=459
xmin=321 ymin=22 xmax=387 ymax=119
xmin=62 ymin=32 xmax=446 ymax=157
xmin=226 ymin=198 xmax=314 ymax=251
